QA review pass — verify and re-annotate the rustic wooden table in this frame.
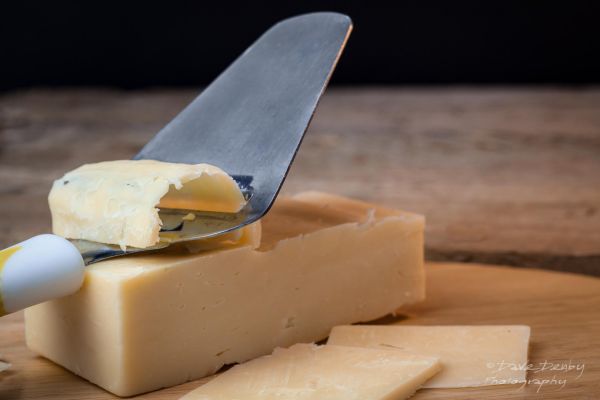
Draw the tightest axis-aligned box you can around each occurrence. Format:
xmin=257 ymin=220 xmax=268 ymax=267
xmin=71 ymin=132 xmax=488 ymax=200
xmin=1 ymin=88 xmax=599 ymax=274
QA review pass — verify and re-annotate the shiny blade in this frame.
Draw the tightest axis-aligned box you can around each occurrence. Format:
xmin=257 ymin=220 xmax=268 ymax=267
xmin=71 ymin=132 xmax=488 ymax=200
xmin=134 ymin=12 xmax=352 ymax=224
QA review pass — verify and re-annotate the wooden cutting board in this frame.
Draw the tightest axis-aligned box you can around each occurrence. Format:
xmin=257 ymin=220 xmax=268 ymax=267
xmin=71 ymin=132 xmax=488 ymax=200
xmin=1 ymin=261 xmax=598 ymax=399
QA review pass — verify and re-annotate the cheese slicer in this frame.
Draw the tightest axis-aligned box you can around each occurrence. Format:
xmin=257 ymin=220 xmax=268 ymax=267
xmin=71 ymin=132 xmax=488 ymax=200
xmin=0 ymin=12 xmax=352 ymax=316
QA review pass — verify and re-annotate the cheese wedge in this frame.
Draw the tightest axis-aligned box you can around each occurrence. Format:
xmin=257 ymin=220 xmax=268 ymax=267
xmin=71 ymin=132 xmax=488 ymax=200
xmin=25 ymin=192 xmax=425 ymax=396
xmin=328 ymin=325 xmax=531 ymax=388
xmin=48 ymin=160 xmax=246 ymax=248
xmin=180 ymin=344 xmax=441 ymax=400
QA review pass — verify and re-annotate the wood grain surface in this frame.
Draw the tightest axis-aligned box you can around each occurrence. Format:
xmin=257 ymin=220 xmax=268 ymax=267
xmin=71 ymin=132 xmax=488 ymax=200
xmin=1 ymin=88 xmax=599 ymax=274
xmin=0 ymin=262 xmax=598 ymax=399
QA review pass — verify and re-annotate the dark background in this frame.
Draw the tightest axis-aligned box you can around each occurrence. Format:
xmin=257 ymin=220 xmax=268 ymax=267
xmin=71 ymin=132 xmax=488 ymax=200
xmin=2 ymin=1 xmax=600 ymax=91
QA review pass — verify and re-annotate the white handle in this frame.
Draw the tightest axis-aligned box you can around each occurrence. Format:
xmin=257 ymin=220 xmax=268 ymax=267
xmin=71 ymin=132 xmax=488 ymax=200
xmin=0 ymin=234 xmax=84 ymax=316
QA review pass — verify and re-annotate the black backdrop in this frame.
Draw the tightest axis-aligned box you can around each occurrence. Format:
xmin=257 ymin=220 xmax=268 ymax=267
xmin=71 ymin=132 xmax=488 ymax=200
xmin=3 ymin=1 xmax=600 ymax=90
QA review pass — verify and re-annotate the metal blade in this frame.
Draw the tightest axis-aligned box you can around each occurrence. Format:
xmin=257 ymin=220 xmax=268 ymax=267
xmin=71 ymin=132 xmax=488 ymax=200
xmin=134 ymin=12 xmax=352 ymax=224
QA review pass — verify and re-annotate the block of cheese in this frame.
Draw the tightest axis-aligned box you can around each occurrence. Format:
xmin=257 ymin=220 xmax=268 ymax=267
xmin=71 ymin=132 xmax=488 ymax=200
xmin=181 ymin=344 xmax=440 ymax=400
xmin=49 ymin=160 xmax=246 ymax=248
xmin=328 ymin=325 xmax=531 ymax=388
xmin=25 ymin=192 xmax=425 ymax=396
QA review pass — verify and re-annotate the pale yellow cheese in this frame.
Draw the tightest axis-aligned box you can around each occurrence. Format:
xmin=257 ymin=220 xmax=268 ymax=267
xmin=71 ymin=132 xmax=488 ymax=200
xmin=48 ymin=160 xmax=246 ymax=248
xmin=181 ymin=344 xmax=441 ymax=400
xmin=25 ymin=192 xmax=425 ymax=397
xmin=181 ymin=220 xmax=262 ymax=252
xmin=328 ymin=325 xmax=531 ymax=388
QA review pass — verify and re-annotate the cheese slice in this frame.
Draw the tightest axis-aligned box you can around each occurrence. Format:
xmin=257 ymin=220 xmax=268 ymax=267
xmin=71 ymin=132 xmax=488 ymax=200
xmin=180 ymin=344 xmax=441 ymax=400
xmin=25 ymin=192 xmax=425 ymax=396
xmin=48 ymin=160 xmax=246 ymax=248
xmin=328 ymin=325 xmax=531 ymax=388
